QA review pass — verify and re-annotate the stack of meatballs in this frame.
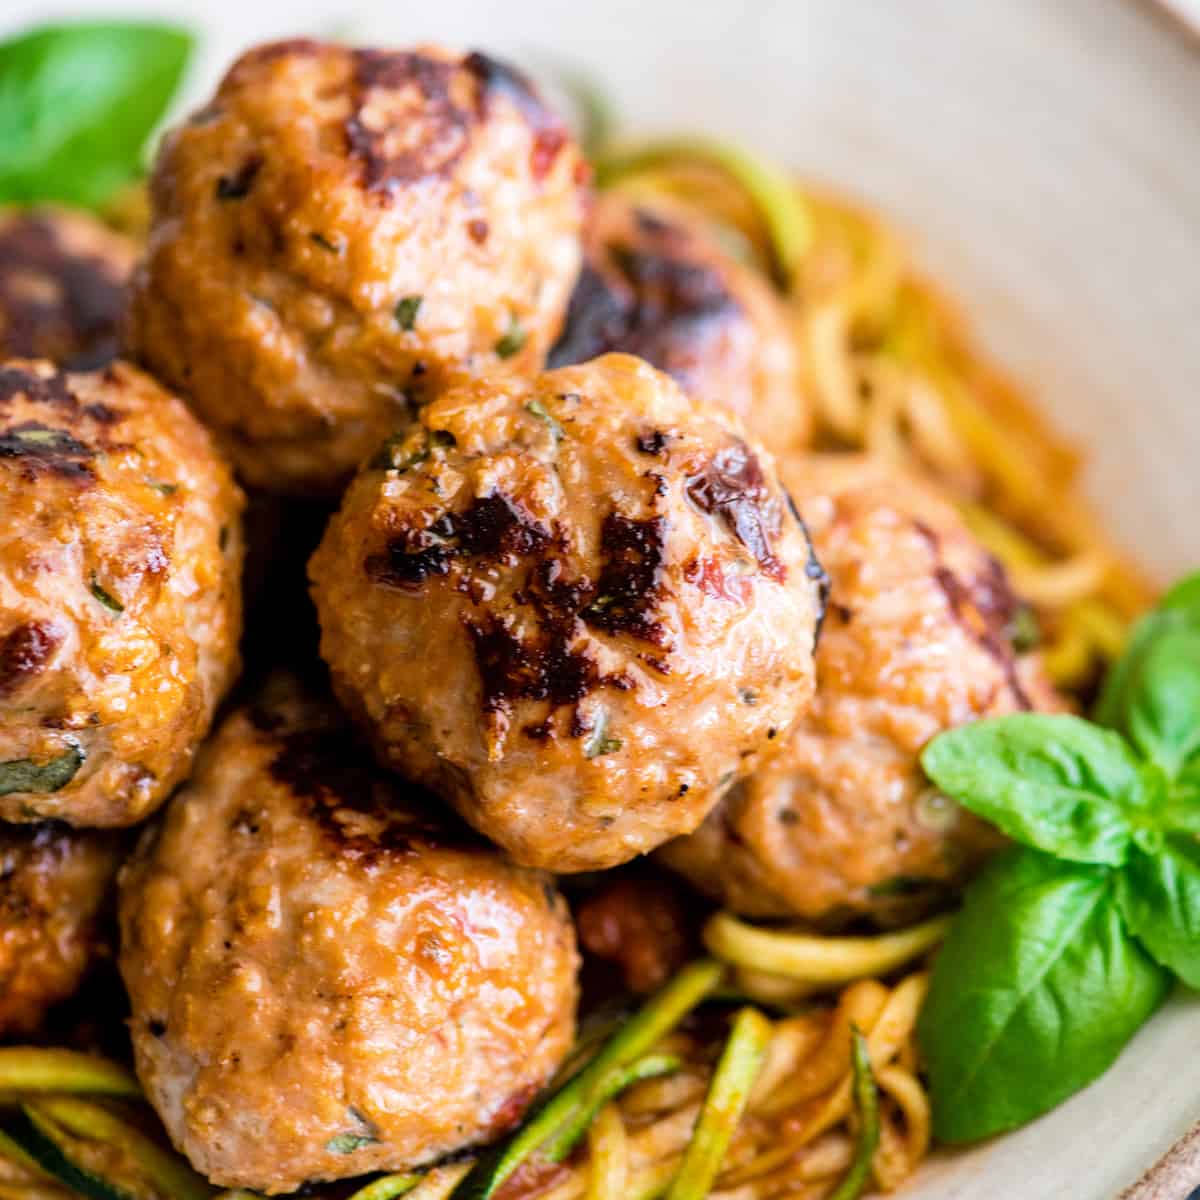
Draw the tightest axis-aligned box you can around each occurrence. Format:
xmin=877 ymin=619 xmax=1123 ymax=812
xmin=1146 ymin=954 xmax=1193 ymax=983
xmin=0 ymin=37 xmax=1060 ymax=1196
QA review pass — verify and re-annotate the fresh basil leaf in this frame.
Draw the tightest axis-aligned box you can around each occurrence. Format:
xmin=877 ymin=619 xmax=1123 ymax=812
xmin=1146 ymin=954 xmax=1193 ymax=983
xmin=1117 ymin=837 xmax=1200 ymax=987
xmin=0 ymin=22 xmax=193 ymax=208
xmin=1096 ymin=570 xmax=1200 ymax=760
xmin=1159 ymin=571 xmax=1200 ymax=618
xmin=918 ymin=848 xmax=1170 ymax=1143
xmin=921 ymin=714 xmax=1143 ymax=865
xmin=1103 ymin=626 xmax=1200 ymax=780
xmin=0 ymin=746 xmax=84 ymax=796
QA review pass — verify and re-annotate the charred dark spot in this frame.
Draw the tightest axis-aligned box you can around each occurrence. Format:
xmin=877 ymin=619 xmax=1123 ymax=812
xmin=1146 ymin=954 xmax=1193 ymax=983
xmin=466 ymin=612 xmax=600 ymax=724
xmin=455 ymin=493 xmax=552 ymax=561
xmin=933 ymin=556 xmax=1032 ymax=710
xmin=215 ymin=155 xmax=263 ymax=200
xmin=268 ymin=729 xmax=477 ymax=860
xmin=584 ymin=513 xmax=670 ymax=647
xmin=548 ymin=219 xmax=741 ymax=388
xmin=463 ymin=51 xmax=567 ymax=180
xmin=366 ymin=492 xmax=550 ymax=590
xmin=467 ymin=218 xmax=489 ymax=244
xmin=0 ymin=420 xmax=95 ymax=481
xmin=0 ymin=216 xmax=127 ymax=369
xmin=365 ymin=539 xmax=452 ymax=590
xmin=0 ymin=622 xmax=61 ymax=697
xmin=346 ymin=51 xmax=474 ymax=193
xmin=686 ymin=442 xmax=784 ymax=582
xmin=636 ymin=429 xmax=669 ymax=456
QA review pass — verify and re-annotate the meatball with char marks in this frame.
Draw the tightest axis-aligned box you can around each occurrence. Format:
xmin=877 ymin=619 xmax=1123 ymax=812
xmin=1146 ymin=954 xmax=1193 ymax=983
xmin=0 ymin=208 xmax=135 ymax=370
xmin=549 ymin=191 xmax=808 ymax=454
xmin=0 ymin=822 xmax=122 ymax=1034
xmin=310 ymin=353 xmax=826 ymax=872
xmin=0 ymin=360 xmax=243 ymax=827
xmin=126 ymin=38 xmax=587 ymax=493
xmin=118 ymin=683 xmax=578 ymax=1194
xmin=659 ymin=455 xmax=1062 ymax=925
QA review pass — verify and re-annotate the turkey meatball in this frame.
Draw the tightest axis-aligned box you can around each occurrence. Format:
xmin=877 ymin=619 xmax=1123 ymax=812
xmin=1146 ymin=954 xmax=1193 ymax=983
xmin=659 ymin=455 xmax=1062 ymax=924
xmin=118 ymin=684 xmax=578 ymax=1194
xmin=310 ymin=354 xmax=826 ymax=872
xmin=0 ymin=822 xmax=122 ymax=1034
xmin=0 ymin=360 xmax=243 ymax=827
xmin=548 ymin=191 xmax=808 ymax=453
xmin=0 ymin=209 xmax=135 ymax=369
xmin=126 ymin=38 xmax=587 ymax=494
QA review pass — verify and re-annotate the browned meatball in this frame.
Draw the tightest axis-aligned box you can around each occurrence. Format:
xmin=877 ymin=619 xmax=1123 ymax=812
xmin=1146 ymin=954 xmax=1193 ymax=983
xmin=548 ymin=191 xmax=808 ymax=454
xmin=126 ymin=39 xmax=587 ymax=494
xmin=659 ymin=455 xmax=1062 ymax=925
xmin=118 ymin=683 xmax=578 ymax=1194
xmin=0 ymin=209 xmax=135 ymax=370
xmin=310 ymin=354 xmax=826 ymax=872
xmin=0 ymin=822 xmax=122 ymax=1034
xmin=0 ymin=360 xmax=244 ymax=827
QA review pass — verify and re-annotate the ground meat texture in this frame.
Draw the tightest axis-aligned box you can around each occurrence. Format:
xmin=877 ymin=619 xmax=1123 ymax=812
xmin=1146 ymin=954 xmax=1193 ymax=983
xmin=0 ymin=209 xmax=136 ymax=370
xmin=118 ymin=684 xmax=578 ymax=1194
xmin=309 ymin=353 xmax=825 ymax=872
xmin=658 ymin=454 xmax=1064 ymax=925
xmin=0 ymin=822 xmax=122 ymax=1034
xmin=548 ymin=191 xmax=809 ymax=454
xmin=125 ymin=39 xmax=587 ymax=495
xmin=0 ymin=360 xmax=244 ymax=827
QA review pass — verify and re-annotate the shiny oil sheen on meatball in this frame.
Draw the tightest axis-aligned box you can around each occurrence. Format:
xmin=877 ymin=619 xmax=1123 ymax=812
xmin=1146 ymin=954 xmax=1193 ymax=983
xmin=0 ymin=209 xmax=136 ymax=370
xmin=118 ymin=686 xmax=579 ymax=1194
xmin=0 ymin=360 xmax=243 ymax=827
xmin=659 ymin=455 xmax=1062 ymax=925
xmin=310 ymin=354 xmax=827 ymax=872
xmin=126 ymin=38 xmax=587 ymax=494
xmin=0 ymin=822 xmax=122 ymax=1034
xmin=548 ymin=191 xmax=808 ymax=454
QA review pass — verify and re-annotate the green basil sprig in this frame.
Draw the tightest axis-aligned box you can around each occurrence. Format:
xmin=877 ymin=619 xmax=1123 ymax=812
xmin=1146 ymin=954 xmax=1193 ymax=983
xmin=917 ymin=570 xmax=1200 ymax=1143
xmin=0 ymin=21 xmax=194 ymax=209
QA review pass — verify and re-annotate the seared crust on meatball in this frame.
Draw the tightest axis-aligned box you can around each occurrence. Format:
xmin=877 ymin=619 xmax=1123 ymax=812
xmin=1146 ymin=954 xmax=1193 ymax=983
xmin=310 ymin=354 xmax=825 ymax=872
xmin=118 ymin=684 xmax=578 ymax=1194
xmin=0 ymin=209 xmax=136 ymax=370
xmin=0 ymin=360 xmax=243 ymax=827
xmin=659 ymin=455 xmax=1062 ymax=924
xmin=548 ymin=191 xmax=808 ymax=453
xmin=0 ymin=822 xmax=122 ymax=1034
xmin=126 ymin=38 xmax=587 ymax=493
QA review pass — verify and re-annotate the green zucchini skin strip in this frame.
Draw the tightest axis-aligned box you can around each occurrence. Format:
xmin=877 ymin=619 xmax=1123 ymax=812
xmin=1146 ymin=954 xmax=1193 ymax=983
xmin=345 ymin=1172 xmax=424 ymax=1200
xmin=0 ymin=1049 xmax=140 ymax=1097
xmin=594 ymin=138 xmax=812 ymax=290
xmin=449 ymin=959 xmax=723 ymax=1200
xmin=540 ymin=1053 xmax=681 ymax=1164
xmin=828 ymin=1029 xmax=881 ymax=1200
xmin=664 ymin=1007 xmax=771 ymax=1200
xmin=31 ymin=1097 xmax=210 ymax=1200
xmin=1 ymin=1107 xmax=139 ymax=1200
xmin=0 ymin=747 xmax=83 ymax=797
